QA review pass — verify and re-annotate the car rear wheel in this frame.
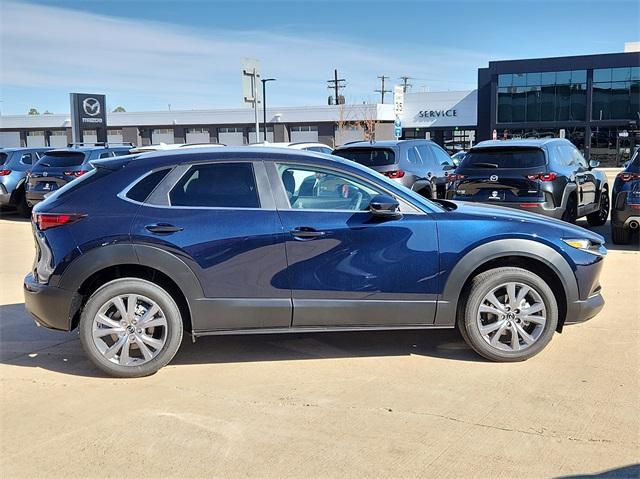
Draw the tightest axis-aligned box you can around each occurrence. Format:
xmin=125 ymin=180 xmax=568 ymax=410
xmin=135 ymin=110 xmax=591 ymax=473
xmin=79 ymin=278 xmax=183 ymax=378
xmin=587 ymin=187 xmax=609 ymax=226
xmin=459 ymin=267 xmax=558 ymax=362
xmin=562 ymin=194 xmax=577 ymax=223
xmin=611 ymin=224 xmax=630 ymax=244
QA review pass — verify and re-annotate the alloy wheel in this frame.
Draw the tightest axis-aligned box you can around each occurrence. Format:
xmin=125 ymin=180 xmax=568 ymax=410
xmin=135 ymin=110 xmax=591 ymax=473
xmin=92 ymin=294 xmax=168 ymax=366
xmin=476 ymin=282 xmax=547 ymax=352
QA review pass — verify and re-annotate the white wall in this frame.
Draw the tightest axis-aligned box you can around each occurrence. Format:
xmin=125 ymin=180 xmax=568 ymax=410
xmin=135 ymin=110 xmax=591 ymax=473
xmin=107 ymin=133 xmax=124 ymax=144
xmin=0 ymin=132 xmax=21 ymax=147
xmin=218 ymin=132 xmax=244 ymax=146
xmin=248 ymin=130 xmax=274 ymax=143
xmin=290 ymin=130 xmax=319 ymax=142
xmin=400 ymin=90 xmax=477 ymax=128
xmin=185 ymin=131 xmax=210 ymax=144
xmin=49 ymin=133 xmax=68 ymax=148
xmin=27 ymin=132 xmax=45 ymax=147
xmin=152 ymin=129 xmax=174 ymax=144
xmin=83 ymin=132 xmax=98 ymax=144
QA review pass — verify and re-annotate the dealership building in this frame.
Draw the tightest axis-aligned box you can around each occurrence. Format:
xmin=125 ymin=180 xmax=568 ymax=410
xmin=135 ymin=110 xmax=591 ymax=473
xmin=477 ymin=51 xmax=640 ymax=165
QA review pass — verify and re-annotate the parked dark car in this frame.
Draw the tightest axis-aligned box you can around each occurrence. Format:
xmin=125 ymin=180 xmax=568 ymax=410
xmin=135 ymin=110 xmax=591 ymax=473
xmin=25 ymin=144 xmax=133 ymax=207
xmin=446 ymin=139 xmax=609 ymax=225
xmin=0 ymin=147 xmax=52 ymax=216
xmin=333 ymin=140 xmax=454 ymax=198
xmin=25 ymin=148 xmax=606 ymax=377
xmin=611 ymin=148 xmax=639 ymax=244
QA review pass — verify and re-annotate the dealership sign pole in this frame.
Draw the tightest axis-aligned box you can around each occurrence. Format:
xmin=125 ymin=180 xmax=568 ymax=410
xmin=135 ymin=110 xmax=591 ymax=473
xmin=393 ymin=85 xmax=404 ymax=139
xmin=70 ymin=93 xmax=107 ymax=144
xmin=242 ymin=58 xmax=262 ymax=143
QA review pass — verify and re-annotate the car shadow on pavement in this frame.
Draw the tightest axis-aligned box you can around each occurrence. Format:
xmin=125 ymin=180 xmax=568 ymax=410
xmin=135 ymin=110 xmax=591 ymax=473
xmin=0 ymin=302 xmax=481 ymax=378
xmin=0 ymin=209 xmax=30 ymax=222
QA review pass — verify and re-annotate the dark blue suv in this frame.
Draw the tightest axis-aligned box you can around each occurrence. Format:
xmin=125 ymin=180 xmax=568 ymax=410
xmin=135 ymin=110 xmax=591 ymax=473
xmin=611 ymin=147 xmax=639 ymax=244
xmin=24 ymin=147 xmax=606 ymax=377
xmin=25 ymin=144 xmax=132 ymax=207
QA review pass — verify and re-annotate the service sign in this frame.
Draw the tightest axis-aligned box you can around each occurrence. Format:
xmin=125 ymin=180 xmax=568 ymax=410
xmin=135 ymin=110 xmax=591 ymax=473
xmin=399 ymin=90 xmax=477 ymax=128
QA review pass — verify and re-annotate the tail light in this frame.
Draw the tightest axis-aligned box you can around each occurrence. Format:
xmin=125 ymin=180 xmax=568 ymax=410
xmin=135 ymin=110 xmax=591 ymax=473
xmin=617 ymin=172 xmax=640 ymax=182
xmin=447 ymin=174 xmax=466 ymax=183
xmin=33 ymin=213 xmax=86 ymax=231
xmin=526 ymin=172 xmax=557 ymax=181
xmin=0 ymin=169 xmax=11 ymax=176
xmin=519 ymin=203 xmax=541 ymax=208
xmin=383 ymin=170 xmax=405 ymax=179
xmin=64 ymin=170 xmax=88 ymax=177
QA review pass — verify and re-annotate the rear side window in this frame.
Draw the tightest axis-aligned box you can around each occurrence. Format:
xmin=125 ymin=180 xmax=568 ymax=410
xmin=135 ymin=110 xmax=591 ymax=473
xmin=169 ymin=163 xmax=260 ymax=208
xmin=460 ymin=148 xmax=546 ymax=169
xmin=126 ymin=168 xmax=171 ymax=203
xmin=20 ymin=153 xmax=34 ymax=164
xmin=431 ymin=145 xmax=454 ymax=166
xmin=38 ymin=151 xmax=86 ymax=167
xmin=333 ymin=148 xmax=396 ymax=166
xmin=407 ymin=147 xmax=423 ymax=166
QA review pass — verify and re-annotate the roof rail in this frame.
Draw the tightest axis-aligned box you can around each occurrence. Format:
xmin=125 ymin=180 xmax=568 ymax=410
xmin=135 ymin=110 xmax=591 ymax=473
xmin=66 ymin=142 xmax=134 ymax=148
xmin=179 ymin=142 xmax=227 ymax=147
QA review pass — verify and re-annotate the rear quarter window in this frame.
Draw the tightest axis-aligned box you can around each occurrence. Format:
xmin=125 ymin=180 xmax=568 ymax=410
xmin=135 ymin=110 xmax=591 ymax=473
xmin=126 ymin=168 xmax=172 ymax=203
xmin=0 ymin=153 xmax=8 ymax=165
xmin=333 ymin=148 xmax=396 ymax=167
xmin=460 ymin=148 xmax=546 ymax=169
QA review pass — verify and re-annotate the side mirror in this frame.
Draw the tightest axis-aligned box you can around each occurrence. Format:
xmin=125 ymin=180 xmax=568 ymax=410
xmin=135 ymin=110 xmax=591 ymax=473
xmin=589 ymin=159 xmax=600 ymax=169
xmin=368 ymin=194 xmax=402 ymax=219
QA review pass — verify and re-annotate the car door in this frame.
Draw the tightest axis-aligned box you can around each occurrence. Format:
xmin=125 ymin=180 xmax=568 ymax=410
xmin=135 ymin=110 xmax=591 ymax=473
xmin=130 ymin=160 xmax=291 ymax=332
xmin=267 ymin=161 xmax=439 ymax=328
xmin=561 ymin=144 xmax=596 ymax=208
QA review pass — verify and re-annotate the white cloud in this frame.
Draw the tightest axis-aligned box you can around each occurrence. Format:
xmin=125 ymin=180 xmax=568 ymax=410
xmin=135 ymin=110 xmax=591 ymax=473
xmin=0 ymin=1 xmax=488 ymax=113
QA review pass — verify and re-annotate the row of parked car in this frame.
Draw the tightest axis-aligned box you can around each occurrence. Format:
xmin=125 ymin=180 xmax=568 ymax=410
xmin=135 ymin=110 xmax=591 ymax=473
xmin=2 ymin=138 xmax=639 ymax=244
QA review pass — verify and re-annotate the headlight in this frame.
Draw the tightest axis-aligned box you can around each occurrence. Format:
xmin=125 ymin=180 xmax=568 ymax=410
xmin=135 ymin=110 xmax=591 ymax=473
xmin=562 ymin=238 xmax=606 ymax=256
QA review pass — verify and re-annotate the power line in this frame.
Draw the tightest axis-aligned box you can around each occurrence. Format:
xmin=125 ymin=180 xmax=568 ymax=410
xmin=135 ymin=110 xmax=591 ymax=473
xmin=399 ymin=76 xmax=412 ymax=93
xmin=375 ymin=75 xmax=391 ymax=104
xmin=327 ymin=69 xmax=346 ymax=105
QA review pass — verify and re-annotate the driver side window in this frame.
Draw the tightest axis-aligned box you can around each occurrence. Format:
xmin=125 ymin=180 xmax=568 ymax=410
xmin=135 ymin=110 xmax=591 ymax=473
xmin=277 ymin=164 xmax=383 ymax=211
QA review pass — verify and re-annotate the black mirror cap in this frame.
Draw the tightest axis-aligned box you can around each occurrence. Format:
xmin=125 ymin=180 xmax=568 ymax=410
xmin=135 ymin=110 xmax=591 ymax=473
xmin=589 ymin=159 xmax=600 ymax=169
xmin=369 ymin=194 xmax=402 ymax=219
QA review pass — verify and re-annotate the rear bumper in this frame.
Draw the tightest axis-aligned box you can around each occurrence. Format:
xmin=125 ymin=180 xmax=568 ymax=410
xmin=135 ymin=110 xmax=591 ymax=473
xmin=565 ymin=291 xmax=605 ymax=325
xmin=611 ymin=206 xmax=640 ymax=228
xmin=447 ymin=196 xmax=565 ymax=219
xmin=23 ymin=273 xmax=80 ymax=331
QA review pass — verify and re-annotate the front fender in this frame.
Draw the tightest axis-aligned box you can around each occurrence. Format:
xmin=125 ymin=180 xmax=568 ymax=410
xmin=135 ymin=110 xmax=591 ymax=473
xmin=435 ymin=238 xmax=579 ymax=326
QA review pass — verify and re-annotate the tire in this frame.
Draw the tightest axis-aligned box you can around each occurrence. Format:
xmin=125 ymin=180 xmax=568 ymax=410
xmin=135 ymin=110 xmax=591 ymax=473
xmin=611 ymin=224 xmax=630 ymax=245
xmin=587 ymin=187 xmax=609 ymax=226
xmin=79 ymin=278 xmax=183 ymax=378
xmin=562 ymin=194 xmax=577 ymax=223
xmin=458 ymin=267 xmax=558 ymax=362
xmin=15 ymin=189 xmax=31 ymax=218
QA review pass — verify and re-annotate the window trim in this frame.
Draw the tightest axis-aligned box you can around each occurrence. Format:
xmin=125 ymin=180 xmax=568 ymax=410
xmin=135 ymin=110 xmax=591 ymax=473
xmin=266 ymin=161 xmax=424 ymax=214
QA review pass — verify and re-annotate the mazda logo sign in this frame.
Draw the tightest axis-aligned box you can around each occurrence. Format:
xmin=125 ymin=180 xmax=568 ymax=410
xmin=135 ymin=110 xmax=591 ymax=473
xmin=490 ymin=175 xmax=499 ymax=182
xmin=82 ymin=98 xmax=101 ymax=117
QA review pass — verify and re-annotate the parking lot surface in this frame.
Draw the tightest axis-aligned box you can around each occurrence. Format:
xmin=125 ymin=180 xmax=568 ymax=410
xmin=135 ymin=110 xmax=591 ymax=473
xmin=0 ymin=211 xmax=638 ymax=479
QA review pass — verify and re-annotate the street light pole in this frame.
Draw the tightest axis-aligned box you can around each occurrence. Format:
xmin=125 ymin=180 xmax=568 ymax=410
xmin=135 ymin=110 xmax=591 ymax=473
xmin=261 ymin=78 xmax=276 ymax=142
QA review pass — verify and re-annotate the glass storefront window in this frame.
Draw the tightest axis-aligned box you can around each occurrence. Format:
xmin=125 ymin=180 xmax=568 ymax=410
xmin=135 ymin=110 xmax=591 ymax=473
xmin=497 ymin=87 xmax=512 ymax=122
xmin=512 ymin=87 xmax=526 ymax=122
xmin=526 ymin=72 xmax=541 ymax=86
xmin=526 ymin=87 xmax=540 ymax=121
xmin=540 ymin=72 xmax=556 ymax=85
xmin=631 ymin=67 xmax=640 ymax=81
xmin=571 ymin=70 xmax=587 ymax=84
xmin=555 ymin=71 xmax=572 ymax=84
xmin=540 ymin=85 xmax=555 ymax=121
xmin=556 ymin=84 xmax=571 ymax=121
xmin=498 ymin=74 xmax=512 ymax=87
xmin=512 ymin=73 xmax=526 ymax=87
xmin=611 ymin=67 xmax=631 ymax=82
xmin=593 ymin=68 xmax=612 ymax=82
xmin=570 ymin=84 xmax=586 ymax=121
xmin=610 ymin=82 xmax=630 ymax=119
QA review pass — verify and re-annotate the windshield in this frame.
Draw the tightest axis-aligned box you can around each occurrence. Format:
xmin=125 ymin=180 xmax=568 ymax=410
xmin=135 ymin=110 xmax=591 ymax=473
xmin=460 ymin=147 xmax=546 ymax=169
xmin=37 ymin=151 xmax=86 ymax=168
xmin=333 ymin=148 xmax=396 ymax=167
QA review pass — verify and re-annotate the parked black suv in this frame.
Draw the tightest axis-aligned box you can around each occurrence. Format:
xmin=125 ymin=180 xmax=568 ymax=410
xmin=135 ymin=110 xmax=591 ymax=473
xmin=446 ymin=139 xmax=610 ymax=224
xmin=26 ymin=144 xmax=132 ymax=207
xmin=610 ymin=147 xmax=639 ymax=244
xmin=333 ymin=140 xmax=454 ymax=198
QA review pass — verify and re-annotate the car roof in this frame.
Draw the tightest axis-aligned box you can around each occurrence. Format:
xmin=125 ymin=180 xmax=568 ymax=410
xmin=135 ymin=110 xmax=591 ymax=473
xmin=46 ymin=145 xmax=131 ymax=153
xmin=472 ymin=138 xmax=566 ymax=149
xmin=0 ymin=147 xmax=52 ymax=152
xmin=249 ymin=142 xmax=331 ymax=149
xmin=334 ymin=139 xmax=432 ymax=150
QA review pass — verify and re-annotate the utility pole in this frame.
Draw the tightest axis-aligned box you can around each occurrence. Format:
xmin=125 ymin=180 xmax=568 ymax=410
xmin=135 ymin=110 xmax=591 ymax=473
xmin=399 ymin=76 xmax=412 ymax=93
xmin=327 ymin=69 xmax=346 ymax=105
xmin=375 ymin=75 xmax=391 ymax=103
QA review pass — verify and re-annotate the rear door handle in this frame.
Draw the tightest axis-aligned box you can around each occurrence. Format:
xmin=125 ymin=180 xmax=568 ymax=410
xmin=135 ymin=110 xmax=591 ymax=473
xmin=145 ymin=223 xmax=183 ymax=234
xmin=290 ymin=227 xmax=326 ymax=240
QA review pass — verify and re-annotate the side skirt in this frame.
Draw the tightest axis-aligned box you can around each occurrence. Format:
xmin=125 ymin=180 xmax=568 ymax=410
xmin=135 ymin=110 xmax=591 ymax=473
xmin=193 ymin=324 xmax=454 ymax=338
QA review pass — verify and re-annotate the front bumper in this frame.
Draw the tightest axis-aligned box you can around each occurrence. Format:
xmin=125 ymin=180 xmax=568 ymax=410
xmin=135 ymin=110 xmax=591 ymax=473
xmin=565 ymin=291 xmax=605 ymax=325
xmin=23 ymin=273 xmax=80 ymax=331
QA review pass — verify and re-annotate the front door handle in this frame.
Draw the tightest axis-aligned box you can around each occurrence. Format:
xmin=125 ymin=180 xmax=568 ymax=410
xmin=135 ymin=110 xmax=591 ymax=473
xmin=145 ymin=223 xmax=183 ymax=234
xmin=290 ymin=227 xmax=326 ymax=240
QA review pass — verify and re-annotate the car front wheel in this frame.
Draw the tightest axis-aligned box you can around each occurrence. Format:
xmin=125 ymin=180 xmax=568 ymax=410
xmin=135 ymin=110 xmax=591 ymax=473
xmin=459 ymin=267 xmax=558 ymax=362
xmin=79 ymin=278 xmax=183 ymax=378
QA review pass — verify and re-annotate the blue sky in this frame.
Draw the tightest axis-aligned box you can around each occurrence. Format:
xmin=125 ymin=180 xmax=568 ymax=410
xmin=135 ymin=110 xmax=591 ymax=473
xmin=1 ymin=0 xmax=638 ymax=115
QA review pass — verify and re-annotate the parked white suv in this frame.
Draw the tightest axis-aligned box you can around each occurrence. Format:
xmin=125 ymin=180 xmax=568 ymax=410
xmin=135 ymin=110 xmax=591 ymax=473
xmin=251 ymin=141 xmax=333 ymax=155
